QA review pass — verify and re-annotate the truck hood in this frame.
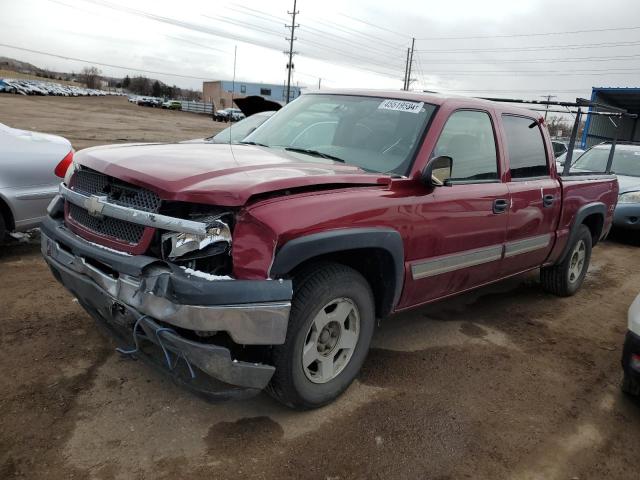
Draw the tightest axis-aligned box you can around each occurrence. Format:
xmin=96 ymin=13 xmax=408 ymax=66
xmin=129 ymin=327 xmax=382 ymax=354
xmin=75 ymin=143 xmax=391 ymax=206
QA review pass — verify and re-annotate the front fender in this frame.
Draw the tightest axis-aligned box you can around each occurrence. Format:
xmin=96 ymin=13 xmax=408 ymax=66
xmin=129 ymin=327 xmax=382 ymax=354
xmin=270 ymin=228 xmax=405 ymax=312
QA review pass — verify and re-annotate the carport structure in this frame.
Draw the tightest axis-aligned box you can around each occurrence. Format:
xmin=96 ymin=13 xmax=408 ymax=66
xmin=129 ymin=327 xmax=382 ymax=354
xmin=582 ymin=87 xmax=640 ymax=147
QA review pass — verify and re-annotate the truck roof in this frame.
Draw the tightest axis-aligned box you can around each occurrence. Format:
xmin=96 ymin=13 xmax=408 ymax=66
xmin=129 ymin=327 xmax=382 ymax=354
xmin=305 ymin=88 xmax=543 ymax=120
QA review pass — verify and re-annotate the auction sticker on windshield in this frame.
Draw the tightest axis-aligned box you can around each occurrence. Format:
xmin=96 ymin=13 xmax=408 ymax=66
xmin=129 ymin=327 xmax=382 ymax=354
xmin=378 ymin=99 xmax=424 ymax=113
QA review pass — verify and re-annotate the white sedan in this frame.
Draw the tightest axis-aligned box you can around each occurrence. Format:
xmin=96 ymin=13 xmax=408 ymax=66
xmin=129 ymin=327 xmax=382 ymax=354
xmin=622 ymin=293 xmax=640 ymax=396
xmin=0 ymin=123 xmax=72 ymax=240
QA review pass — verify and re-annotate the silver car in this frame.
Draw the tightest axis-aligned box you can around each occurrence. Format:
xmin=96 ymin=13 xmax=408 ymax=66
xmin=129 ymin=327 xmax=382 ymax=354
xmin=572 ymin=143 xmax=640 ymax=232
xmin=0 ymin=123 xmax=72 ymax=239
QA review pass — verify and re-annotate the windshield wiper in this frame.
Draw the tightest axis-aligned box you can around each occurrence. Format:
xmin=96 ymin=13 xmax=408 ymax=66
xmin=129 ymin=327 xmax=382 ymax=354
xmin=239 ymin=141 xmax=270 ymax=147
xmin=284 ymin=147 xmax=346 ymax=163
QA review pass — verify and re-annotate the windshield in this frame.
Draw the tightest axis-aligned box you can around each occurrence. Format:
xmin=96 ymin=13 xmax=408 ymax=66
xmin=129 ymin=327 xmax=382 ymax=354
xmin=244 ymin=94 xmax=437 ymax=175
xmin=572 ymin=145 xmax=640 ymax=177
xmin=212 ymin=112 xmax=272 ymax=144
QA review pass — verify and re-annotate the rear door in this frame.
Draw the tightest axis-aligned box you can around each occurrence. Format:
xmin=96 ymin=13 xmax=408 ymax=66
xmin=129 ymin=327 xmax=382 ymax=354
xmin=501 ymin=115 xmax=561 ymax=274
xmin=405 ymin=109 xmax=510 ymax=305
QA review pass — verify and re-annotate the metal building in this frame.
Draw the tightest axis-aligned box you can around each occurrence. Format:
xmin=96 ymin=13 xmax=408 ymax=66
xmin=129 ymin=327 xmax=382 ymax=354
xmin=202 ymin=80 xmax=302 ymax=110
xmin=581 ymin=87 xmax=640 ymax=147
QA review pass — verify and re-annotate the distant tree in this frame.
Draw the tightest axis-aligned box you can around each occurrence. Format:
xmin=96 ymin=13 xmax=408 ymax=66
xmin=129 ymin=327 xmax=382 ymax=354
xmin=547 ymin=115 xmax=572 ymax=139
xmin=152 ymin=80 xmax=162 ymax=97
xmin=129 ymin=76 xmax=152 ymax=95
xmin=81 ymin=66 xmax=102 ymax=89
xmin=122 ymin=75 xmax=131 ymax=89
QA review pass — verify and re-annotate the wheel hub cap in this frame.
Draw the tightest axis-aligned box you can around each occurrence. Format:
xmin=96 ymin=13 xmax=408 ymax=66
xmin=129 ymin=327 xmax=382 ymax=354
xmin=302 ymin=298 xmax=360 ymax=384
xmin=568 ymin=239 xmax=586 ymax=284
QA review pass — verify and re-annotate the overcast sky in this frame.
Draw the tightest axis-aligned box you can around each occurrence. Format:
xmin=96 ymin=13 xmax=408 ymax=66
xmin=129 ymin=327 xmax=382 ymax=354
xmin=2 ymin=0 xmax=640 ymax=101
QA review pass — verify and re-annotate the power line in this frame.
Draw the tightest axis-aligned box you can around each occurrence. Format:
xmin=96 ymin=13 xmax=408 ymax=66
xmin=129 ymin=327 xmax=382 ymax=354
xmin=425 ymin=69 xmax=640 ymax=77
xmin=166 ymin=35 xmax=230 ymax=55
xmin=415 ymin=39 xmax=640 ymax=54
xmin=411 ymin=53 xmax=640 ymax=65
xmin=0 ymin=43 xmax=215 ymax=81
xmin=223 ymin=4 xmax=406 ymax=59
xmin=438 ymin=88 xmax=592 ymax=93
xmin=416 ymin=24 xmax=640 ymax=41
xmin=339 ymin=13 xmax=408 ymax=38
xmin=74 ymin=0 xmax=402 ymax=84
xmin=298 ymin=36 xmax=404 ymax=70
xmin=76 ymin=0 xmax=285 ymax=52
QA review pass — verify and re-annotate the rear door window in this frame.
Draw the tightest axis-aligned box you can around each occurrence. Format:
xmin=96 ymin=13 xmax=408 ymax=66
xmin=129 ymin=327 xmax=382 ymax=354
xmin=502 ymin=115 xmax=549 ymax=179
xmin=432 ymin=110 xmax=499 ymax=181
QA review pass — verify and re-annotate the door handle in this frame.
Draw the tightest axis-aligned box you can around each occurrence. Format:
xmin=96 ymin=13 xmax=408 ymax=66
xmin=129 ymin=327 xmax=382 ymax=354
xmin=543 ymin=194 xmax=555 ymax=207
xmin=493 ymin=199 xmax=508 ymax=214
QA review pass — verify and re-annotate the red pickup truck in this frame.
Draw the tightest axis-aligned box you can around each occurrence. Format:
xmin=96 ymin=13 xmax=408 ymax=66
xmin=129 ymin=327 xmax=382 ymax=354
xmin=42 ymin=90 xmax=618 ymax=409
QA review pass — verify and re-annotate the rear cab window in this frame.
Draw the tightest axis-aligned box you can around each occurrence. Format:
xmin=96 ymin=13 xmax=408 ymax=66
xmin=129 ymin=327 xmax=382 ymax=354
xmin=502 ymin=115 xmax=550 ymax=179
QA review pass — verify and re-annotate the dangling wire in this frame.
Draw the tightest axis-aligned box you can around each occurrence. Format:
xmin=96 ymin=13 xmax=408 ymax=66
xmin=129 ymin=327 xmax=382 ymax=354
xmin=116 ymin=315 xmax=196 ymax=379
xmin=115 ymin=315 xmax=148 ymax=355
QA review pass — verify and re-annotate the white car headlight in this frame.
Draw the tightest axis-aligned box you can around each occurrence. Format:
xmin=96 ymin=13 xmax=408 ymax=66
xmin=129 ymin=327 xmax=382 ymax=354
xmin=619 ymin=191 xmax=640 ymax=204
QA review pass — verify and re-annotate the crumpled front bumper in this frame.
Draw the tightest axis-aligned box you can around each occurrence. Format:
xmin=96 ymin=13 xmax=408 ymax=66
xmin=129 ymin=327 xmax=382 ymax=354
xmin=41 ymin=215 xmax=293 ymax=398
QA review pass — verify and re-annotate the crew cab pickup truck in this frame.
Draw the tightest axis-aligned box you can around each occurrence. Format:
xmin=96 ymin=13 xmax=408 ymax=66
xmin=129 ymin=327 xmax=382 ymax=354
xmin=42 ymin=90 xmax=618 ymax=409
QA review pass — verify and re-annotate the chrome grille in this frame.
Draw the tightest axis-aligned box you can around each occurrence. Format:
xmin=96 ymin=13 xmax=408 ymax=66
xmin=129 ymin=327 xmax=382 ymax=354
xmin=73 ymin=168 xmax=161 ymax=212
xmin=67 ymin=168 xmax=160 ymax=246
xmin=68 ymin=203 xmax=145 ymax=244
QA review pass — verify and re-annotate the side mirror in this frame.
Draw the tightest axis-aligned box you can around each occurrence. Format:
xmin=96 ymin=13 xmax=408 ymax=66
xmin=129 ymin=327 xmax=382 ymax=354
xmin=421 ymin=155 xmax=453 ymax=187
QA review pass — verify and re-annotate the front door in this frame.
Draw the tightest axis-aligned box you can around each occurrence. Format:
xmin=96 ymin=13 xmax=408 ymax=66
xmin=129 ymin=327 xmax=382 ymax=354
xmin=402 ymin=109 xmax=510 ymax=306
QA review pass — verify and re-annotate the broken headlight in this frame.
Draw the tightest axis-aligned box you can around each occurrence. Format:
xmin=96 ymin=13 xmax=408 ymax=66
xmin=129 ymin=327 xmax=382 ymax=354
xmin=161 ymin=216 xmax=232 ymax=262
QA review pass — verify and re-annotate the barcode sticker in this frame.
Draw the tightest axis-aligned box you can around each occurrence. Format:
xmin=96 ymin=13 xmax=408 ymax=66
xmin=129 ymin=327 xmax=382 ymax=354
xmin=378 ymin=99 xmax=424 ymax=113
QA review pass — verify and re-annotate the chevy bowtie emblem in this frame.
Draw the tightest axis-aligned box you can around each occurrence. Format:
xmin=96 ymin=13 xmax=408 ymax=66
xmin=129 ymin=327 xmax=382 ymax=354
xmin=86 ymin=195 xmax=107 ymax=217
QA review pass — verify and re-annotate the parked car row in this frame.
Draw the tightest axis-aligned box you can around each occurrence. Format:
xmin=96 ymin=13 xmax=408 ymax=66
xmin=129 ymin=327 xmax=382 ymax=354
xmin=0 ymin=78 xmax=119 ymax=97
xmin=214 ymin=107 xmax=245 ymax=122
xmin=130 ymin=96 xmax=182 ymax=110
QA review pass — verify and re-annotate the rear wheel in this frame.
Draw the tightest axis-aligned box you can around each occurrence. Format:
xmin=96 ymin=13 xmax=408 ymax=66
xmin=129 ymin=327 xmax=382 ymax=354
xmin=267 ymin=263 xmax=375 ymax=409
xmin=541 ymin=225 xmax=592 ymax=297
xmin=622 ymin=372 xmax=640 ymax=397
xmin=0 ymin=214 xmax=6 ymax=242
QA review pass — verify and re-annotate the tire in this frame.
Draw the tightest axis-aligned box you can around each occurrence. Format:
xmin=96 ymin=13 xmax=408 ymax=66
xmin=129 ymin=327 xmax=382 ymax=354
xmin=622 ymin=372 xmax=640 ymax=397
xmin=0 ymin=214 xmax=6 ymax=242
xmin=541 ymin=224 xmax=592 ymax=297
xmin=267 ymin=263 xmax=375 ymax=409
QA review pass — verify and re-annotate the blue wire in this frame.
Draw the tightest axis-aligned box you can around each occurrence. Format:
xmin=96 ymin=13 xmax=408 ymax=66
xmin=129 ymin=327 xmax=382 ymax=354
xmin=116 ymin=315 xmax=196 ymax=379
xmin=115 ymin=315 xmax=148 ymax=355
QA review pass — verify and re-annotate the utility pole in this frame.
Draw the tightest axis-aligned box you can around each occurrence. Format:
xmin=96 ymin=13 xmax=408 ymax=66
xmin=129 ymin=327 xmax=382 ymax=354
xmin=318 ymin=77 xmax=321 ymax=89
xmin=406 ymin=37 xmax=415 ymax=90
xmin=403 ymin=47 xmax=410 ymax=90
xmin=231 ymin=45 xmax=237 ymax=104
xmin=285 ymin=0 xmax=299 ymax=103
xmin=541 ymin=94 xmax=556 ymax=121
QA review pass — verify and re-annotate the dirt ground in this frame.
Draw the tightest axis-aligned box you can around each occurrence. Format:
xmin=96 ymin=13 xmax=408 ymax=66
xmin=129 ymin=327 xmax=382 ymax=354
xmin=1 ymin=95 xmax=640 ymax=480
xmin=0 ymin=95 xmax=224 ymax=150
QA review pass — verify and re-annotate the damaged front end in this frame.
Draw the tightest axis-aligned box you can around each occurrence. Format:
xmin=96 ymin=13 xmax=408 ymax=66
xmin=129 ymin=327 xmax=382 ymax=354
xmin=42 ymin=173 xmax=292 ymax=399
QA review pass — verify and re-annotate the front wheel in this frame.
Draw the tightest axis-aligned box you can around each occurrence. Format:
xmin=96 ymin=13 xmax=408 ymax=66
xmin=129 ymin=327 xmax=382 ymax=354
xmin=622 ymin=372 xmax=640 ymax=397
xmin=541 ymin=224 xmax=592 ymax=297
xmin=0 ymin=214 xmax=6 ymax=242
xmin=267 ymin=263 xmax=375 ymax=409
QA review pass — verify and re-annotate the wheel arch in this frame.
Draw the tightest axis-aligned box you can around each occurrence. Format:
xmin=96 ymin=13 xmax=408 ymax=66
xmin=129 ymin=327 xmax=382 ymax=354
xmin=269 ymin=228 xmax=405 ymax=318
xmin=0 ymin=193 xmax=15 ymax=232
xmin=558 ymin=202 xmax=605 ymax=263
